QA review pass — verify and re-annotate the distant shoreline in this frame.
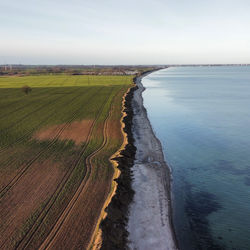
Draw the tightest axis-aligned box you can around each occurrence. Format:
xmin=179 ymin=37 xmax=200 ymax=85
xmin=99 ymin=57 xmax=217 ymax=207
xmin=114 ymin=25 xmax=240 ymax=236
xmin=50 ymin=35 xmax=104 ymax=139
xmin=127 ymin=69 xmax=178 ymax=249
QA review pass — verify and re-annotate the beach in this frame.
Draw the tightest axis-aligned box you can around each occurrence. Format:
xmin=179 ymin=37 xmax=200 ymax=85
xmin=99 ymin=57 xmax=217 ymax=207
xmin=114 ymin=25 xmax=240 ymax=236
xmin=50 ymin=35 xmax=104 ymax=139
xmin=127 ymin=72 xmax=177 ymax=250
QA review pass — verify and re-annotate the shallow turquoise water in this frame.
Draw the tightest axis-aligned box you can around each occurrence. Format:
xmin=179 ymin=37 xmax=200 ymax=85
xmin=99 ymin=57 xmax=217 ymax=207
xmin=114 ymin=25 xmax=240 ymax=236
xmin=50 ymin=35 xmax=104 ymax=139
xmin=142 ymin=66 xmax=250 ymax=250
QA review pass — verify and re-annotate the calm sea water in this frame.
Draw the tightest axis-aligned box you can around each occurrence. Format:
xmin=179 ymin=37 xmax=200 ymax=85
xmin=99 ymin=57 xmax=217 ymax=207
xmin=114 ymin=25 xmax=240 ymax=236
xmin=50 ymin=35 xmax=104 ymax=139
xmin=142 ymin=66 xmax=250 ymax=250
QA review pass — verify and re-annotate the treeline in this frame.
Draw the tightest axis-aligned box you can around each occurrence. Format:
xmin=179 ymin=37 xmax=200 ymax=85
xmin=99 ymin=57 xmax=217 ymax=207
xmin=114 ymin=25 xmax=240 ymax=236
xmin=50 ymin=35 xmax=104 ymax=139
xmin=0 ymin=65 xmax=162 ymax=76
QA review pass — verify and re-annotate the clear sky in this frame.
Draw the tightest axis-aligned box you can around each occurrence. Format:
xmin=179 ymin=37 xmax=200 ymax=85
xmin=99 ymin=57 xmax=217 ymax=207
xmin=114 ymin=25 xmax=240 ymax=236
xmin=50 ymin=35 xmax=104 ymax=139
xmin=1 ymin=0 xmax=250 ymax=64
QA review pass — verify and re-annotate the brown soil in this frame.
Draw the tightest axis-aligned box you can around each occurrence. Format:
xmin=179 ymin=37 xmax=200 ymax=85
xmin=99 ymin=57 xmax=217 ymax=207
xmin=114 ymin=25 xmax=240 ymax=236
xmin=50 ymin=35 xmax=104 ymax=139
xmin=33 ymin=119 xmax=94 ymax=145
xmin=108 ymin=118 xmax=123 ymax=142
xmin=0 ymin=159 xmax=65 ymax=248
xmin=0 ymin=146 xmax=37 ymax=191
xmin=44 ymin=173 xmax=112 ymax=250
xmin=39 ymin=96 xmax=117 ymax=250
xmin=39 ymin=116 xmax=111 ymax=250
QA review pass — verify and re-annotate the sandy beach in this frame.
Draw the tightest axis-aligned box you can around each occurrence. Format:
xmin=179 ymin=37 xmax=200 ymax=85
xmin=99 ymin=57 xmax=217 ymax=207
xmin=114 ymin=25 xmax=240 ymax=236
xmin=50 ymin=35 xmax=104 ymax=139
xmin=128 ymin=72 xmax=178 ymax=250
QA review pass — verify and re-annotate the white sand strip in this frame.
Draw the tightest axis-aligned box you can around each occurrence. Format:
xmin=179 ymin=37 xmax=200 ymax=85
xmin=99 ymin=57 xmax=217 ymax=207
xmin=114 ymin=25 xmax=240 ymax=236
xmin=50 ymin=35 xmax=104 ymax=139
xmin=128 ymin=72 xmax=178 ymax=250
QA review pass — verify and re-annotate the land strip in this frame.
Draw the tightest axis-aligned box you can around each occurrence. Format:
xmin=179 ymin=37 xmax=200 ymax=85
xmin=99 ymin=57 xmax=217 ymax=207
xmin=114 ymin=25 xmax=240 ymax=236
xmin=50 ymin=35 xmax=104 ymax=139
xmin=0 ymin=75 xmax=133 ymax=249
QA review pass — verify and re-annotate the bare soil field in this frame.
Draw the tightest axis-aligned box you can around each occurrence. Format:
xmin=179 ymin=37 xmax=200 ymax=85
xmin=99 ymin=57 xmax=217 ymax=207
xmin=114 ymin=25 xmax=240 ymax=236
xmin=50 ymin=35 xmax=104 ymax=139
xmin=33 ymin=119 xmax=94 ymax=145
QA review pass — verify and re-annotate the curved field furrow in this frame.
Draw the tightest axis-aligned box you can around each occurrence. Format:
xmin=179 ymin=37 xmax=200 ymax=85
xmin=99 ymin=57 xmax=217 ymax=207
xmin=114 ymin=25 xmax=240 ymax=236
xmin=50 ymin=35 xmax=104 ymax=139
xmin=0 ymin=87 xmax=112 ymax=249
xmin=0 ymin=86 xmax=95 ymax=156
xmin=17 ymin=86 xmax=116 ymax=249
xmin=0 ymin=87 xmax=89 ymax=190
xmin=39 ymin=91 xmax=114 ymax=250
xmin=0 ymin=87 xmax=104 ymax=198
xmin=15 ymin=87 xmax=117 ymax=249
xmin=0 ymin=74 xmax=133 ymax=250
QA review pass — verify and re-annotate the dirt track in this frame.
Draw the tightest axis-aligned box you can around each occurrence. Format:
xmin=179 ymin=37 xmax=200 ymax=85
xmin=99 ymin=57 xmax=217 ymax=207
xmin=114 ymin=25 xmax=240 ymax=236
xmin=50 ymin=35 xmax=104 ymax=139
xmin=39 ymin=102 xmax=113 ymax=250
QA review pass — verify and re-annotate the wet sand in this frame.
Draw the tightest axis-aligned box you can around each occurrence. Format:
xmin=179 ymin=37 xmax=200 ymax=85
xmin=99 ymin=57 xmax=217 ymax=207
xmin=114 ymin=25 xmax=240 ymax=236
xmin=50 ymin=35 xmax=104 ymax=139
xmin=128 ymin=72 xmax=178 ymax=250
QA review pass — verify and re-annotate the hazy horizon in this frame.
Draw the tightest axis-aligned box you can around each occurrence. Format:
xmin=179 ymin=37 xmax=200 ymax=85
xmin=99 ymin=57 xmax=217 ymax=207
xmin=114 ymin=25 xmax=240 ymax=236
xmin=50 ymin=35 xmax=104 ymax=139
xmin=1 ymin=0 xmax=250 ymax=65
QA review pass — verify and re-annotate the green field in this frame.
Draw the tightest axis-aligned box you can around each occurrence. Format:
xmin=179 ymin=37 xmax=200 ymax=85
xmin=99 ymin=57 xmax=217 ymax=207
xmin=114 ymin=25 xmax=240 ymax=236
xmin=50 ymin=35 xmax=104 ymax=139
xmin=0 ymin=75 xmax=133 ymax=249
xmin=0 ymin=75 xmax=131 ymax=88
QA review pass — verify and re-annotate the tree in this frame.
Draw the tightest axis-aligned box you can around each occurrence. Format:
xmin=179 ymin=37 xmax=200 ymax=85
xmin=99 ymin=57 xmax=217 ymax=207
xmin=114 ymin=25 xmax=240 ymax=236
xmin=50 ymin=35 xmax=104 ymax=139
xmin=22 ymin=85 xmax=32 ymax=95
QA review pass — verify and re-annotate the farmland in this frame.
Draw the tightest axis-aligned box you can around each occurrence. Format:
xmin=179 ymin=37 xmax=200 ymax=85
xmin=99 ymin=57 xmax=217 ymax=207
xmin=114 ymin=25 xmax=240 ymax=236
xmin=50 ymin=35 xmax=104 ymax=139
xmin=0 ymin=74 xmax=133 ymax=249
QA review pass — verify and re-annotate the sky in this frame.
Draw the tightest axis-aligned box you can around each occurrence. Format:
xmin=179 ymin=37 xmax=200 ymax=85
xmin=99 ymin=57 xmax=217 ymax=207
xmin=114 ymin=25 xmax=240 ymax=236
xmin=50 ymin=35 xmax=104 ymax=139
xmin=0 ymin=0 xmax=250 ymax=65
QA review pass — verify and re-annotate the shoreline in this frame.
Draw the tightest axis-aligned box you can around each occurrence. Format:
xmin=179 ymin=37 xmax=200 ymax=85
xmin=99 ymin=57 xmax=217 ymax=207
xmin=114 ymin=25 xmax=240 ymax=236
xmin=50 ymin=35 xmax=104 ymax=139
xmin=99 ymin=82 xmax=138 ymax=249
xmin=128 ymin=70 xmax=178 ymax=249
xmin=96 ymin=69 xmax=178 ymax=249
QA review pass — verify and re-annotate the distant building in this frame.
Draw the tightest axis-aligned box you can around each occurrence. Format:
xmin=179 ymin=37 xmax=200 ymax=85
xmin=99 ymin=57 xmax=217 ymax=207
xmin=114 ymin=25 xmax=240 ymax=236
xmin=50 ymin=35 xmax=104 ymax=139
xmin=124 ymin=70 xmax=138 ymax=75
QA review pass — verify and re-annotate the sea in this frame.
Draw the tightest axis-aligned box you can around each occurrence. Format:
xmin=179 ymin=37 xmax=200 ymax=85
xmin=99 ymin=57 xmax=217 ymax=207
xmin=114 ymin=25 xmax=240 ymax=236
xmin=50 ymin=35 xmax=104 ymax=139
xmin=142 ymin=66 xmax=250 ymax=250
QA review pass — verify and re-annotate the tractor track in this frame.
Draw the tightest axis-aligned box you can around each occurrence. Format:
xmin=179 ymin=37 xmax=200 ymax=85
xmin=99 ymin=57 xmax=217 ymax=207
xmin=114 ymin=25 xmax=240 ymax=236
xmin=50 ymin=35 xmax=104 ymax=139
xmin=0 ymin=87 xmax=103 ymax=198
xmin=0 ymin=86 xmax=89 ymax=155
xmin=38 ymin=89 xmax=115 ymax=250
xmin=15 ymin=87 xmax=116 ymax=250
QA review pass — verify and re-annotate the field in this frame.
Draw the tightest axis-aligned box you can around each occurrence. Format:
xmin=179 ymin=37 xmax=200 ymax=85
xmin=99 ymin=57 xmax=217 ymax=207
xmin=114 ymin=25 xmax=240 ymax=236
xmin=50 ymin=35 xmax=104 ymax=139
xmin=0 ymin=74 xmax=133 ymax=249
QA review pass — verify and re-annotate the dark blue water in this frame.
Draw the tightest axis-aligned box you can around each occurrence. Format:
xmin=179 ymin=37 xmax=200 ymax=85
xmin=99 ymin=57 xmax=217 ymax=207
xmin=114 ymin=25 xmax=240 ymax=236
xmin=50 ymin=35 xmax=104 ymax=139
xmin=142 ymin=66 xmax=250 ymax=250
